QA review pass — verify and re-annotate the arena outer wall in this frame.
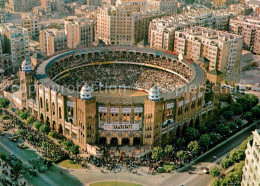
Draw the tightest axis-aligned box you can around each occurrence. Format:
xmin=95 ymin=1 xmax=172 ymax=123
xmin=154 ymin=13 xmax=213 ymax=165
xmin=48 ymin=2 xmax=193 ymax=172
xmin=19 ymin=46 xmax=213 ymax=149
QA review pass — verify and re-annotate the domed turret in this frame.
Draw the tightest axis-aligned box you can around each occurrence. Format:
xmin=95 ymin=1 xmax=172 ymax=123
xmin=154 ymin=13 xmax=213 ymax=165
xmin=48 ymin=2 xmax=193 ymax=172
xmin=80 ymin=84 xmax=93 ymax=100
xmin=21 ymin=59 xmax=32 ymax=72
xmin=148 ymin=86 xmax=161 ymax=101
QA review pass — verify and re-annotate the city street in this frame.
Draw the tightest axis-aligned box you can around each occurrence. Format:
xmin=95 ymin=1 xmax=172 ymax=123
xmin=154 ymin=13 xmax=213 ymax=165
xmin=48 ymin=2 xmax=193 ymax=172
xmin=0 ymin=122 xmax=256 ymax=186
xmin=0 ymin=130 xmax=83 ymax=186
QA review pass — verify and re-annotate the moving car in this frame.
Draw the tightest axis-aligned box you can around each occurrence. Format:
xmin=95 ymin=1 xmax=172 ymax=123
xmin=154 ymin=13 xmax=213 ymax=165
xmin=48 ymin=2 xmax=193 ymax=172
xmin=0 ymin=130 xmax=4 ymax=136
xmin=18 ymin=143 xmax=26 ymax=149
xmin=2 ymin=126 xmax=7 ymax=131
xmin=203 ymin=167 xmax=209 ymax=174
xmin=12 ymin=134 xmax=18 ymax=139
xmin=9 ymin=137 xmax=17 ymax=142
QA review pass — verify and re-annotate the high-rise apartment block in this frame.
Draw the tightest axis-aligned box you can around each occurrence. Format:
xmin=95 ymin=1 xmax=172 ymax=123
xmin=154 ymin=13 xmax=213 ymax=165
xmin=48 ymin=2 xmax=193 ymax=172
xmin=5 ymin=0 xmax=40 ymax=12
xmin=65 ymin=16 xmax=94 ymax=49
xmin=242 ymin=129 xmax=260 ymax=186
xmin=229 ymin=17 xmax=260 ymax=55
xmin=0 ymin=23 xmax=30 ymax=72
xmin=39 ymin=29 xmax=67 ymax=56
xmin=174 ymin=27 xmax=243 ymax=76
xmin=86 ymin=0 xmax=102 ymax=9
xmin=96 ymin=5 xmax=167 ymax=45
xmin=116 ymin=0 xmax=147 ymax=12
xmin=21 ymin=13 xmax=39 ymax=40
xmin=149 ymin=8 xmax=233 ymax=51
xmin=147 ymin=0 xmax=177 ymax=13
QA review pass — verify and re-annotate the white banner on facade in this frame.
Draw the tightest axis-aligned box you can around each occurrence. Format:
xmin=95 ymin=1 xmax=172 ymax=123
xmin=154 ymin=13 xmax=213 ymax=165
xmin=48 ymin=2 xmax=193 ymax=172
xmin=199 ymin=92 xmax=203 ymax=98
xmin=110 ymin=107 xmax=119 ymax=113
xmin=167 ymin=102 xmax=174 ymax=109
xmin=134 ymin=107 xmax=143 ymax=113
xmin=178 ymin=100 xmax=183 ymax=107
xmin=192 ymin=94 xmax=196 ymax=101
xmin=122 ymin=107 xmax=131 ymax=113
xmin=104 ymin=124 xmax=139 ymax=131
xmin=99 ymin=106 xmax=107 ymax=113
xmin=185 ymin=98 xmax=189 ymax=104
xmin=67 ymin=101 xmax=74 ymax=107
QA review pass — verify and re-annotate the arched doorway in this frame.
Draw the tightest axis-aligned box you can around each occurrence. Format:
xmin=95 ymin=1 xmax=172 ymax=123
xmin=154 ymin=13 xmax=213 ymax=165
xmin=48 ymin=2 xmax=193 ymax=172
xmin=133 ymin=137 xmax=141 ymax=146
xmin=122 ymin=138 xmax=129 ymax=146
xmin=53 ymin=121 xmax=57 ymax=131
xmin=195 ymin=116 xmax=200 ymax=127
xmin=182 ymin=122 xmax=188 ymax=135
xmin=46 ymin=117 xmax=50 ymax=127
xmin=99 ymin=137 xmax=106 ymax=144
xmin=40 ymin=113 xmax=44 ymax=121
xmin=189 ymin=119 xmax=194 ymax=127
xmin=58 ymin=124 xmax=63 ymax=134
xmin=175 ymin=126 xmax=181 ymax=138
xmin=110 ymin=138 xmax=118 ymax=146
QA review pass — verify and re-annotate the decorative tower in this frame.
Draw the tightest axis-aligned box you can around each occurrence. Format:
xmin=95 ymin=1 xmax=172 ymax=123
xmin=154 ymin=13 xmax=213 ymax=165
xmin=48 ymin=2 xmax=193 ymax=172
xmin=77 ymin=84 xmax=97 ymax=149
xmin=19 ymin=59 xmax=34 ymax=108
xmin=143 ymin=86 xmax=163 ymax=146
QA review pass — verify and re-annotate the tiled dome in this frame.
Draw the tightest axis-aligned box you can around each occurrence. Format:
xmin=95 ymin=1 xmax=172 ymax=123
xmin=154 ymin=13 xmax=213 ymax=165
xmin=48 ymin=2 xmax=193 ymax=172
xmin=80 ymin=84 xmax=93 ymax=100
xmin=148 ymin=86 xmax=161 ymax=101
xmin=21 ymin=59 xmax=32 ymax=72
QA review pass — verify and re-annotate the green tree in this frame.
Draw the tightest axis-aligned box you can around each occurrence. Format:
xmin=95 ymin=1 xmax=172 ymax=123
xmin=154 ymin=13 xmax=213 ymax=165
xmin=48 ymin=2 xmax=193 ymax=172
xmin=216 ymin=124 xmax=230 ymax=136
xmin=176 ymin=150 xmax=187 ymax=163
xmin=0 ymin=153 xmax=6 ymax=160
xmin=176 ymin=137 xmax=185 ymax=147
xmin=199 ymin=134 xmax=210 ymax=150
xmin=13 ymin=160 xmax=23 ymax=177
xmin=26 ymin=116 xmax=34 ymax=125
xmin=197 ymin=123 xmax=207 ymax=134
xmin=222 ymin=172 xmax=239 ymax=185
xmin=39 ymin=124 xmax=50 ymax=133
xmin=1 ymin=115 xmax=8 ymax=120
xmin=63 ymin=141 xmax=74 ymax=151
xmin=164 ymin=145 xmax=173 ymax=158
xmin=210 ymin=166 xmax=221 ymax=177
xmin=0 ymin=98 xmax=10 ymax=108
xmin=58 ymin=124 xmax=63 ymax=134
xmin=19 ymin=112 xmax=30 ymax=120
xmin=187 ymin=140 xmax=200 ymax=157
xmin=18 ymin=129 xmax=26 ymax=136
xmin=229 ymin=149 xmax=245 ymax=162
xmin=228 ymin=122 xmax=237 ymax=131
xmin=211 ymin=177 xmax=223 ymax=186
xmin=184 ymin=127 xmax=200 ymax=141
xmin=209 ymin=132 xmax=220 ymax=144
xmin=223 ymin=111 xmax=234 ymax=120
xmin=70 ymin=145 xmax=80 ymax=155
xmin=251 ymin=105 xmax=260 ymax=119
xmin=27 ymin=135 xmax=33 ymax=141
xmin=33 ymin=121 xmax=42 ymax=130
xmin=152 ymin=146 xmax=163 ymax=161
xmin=221 ymin=157 xmax=232 ymax=169
xmin=42 ymin=142 xmax=47 ymax=148
xmin=234 ymin=161 xmax=244 ymax=177
xmin=236 ymin=119 xmax=244 ymax=128
xmin=230 ymin=102 xmax=242 ymax=115
xmin=243 ymin=112 xmax=253 ymax=123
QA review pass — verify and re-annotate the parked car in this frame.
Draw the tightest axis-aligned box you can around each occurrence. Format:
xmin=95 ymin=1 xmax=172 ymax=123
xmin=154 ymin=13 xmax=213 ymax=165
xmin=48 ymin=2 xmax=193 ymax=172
xmin=9 ymin=137 xmax=17 ymax=142
xmin=18 ymin=144 xmax=26 ymax=149
xmin=203 ymin=167 xmax=209 ymax=174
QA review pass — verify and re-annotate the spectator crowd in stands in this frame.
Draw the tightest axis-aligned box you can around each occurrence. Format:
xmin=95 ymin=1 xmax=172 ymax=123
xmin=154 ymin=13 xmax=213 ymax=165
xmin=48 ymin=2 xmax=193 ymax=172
xmin=49 ymin=51 xmax=192 ymax=93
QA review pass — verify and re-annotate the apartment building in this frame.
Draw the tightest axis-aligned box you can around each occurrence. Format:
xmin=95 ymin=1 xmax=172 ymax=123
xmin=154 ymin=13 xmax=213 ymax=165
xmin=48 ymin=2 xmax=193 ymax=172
xmin=174 ymin=27 xmax=243 ymax=76
xmin=116 ymin=0 xmax=147 ymax=12
xmin=211 ymin=0 xmax=232 ymax=8
xmin=5 ymin=0 xmax=40 ymax=12
xmin=229 ymin=17 xmax=260 ymax=54
xmin=39 ymin=29 xmax=67 ymax=56
xmin=0 ymin=24 xmax=30 ymax=72
xmin=149 ymin=8 xmax=233 ymax=51
xmin=96 ymin=5 xmax=167 ymax=45
xmin=65 ymin=16 xmax=94 ymax=49
xmin=86 ymin=0 xmax=102 ymax=9
xmin=21 ymin=13 xmax=39 ymax=40
xmin=241 ymin=129 xmax=260 ymax=186
xmin=147 ymin=0 xmax=177 ymax=13
xmin=0 ymin=8 xmax=6 ymax=23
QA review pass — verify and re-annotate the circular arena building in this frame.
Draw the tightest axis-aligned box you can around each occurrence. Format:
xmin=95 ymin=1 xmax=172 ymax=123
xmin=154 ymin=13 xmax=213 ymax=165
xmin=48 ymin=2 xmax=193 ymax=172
xmin=20 ymin=46 xmax=207 ymax=148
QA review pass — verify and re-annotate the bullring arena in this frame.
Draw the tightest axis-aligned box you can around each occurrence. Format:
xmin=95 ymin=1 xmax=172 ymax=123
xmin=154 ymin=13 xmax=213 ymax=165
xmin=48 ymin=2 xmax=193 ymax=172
xmin=17 ymin=46 xmax=210 ymax=149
